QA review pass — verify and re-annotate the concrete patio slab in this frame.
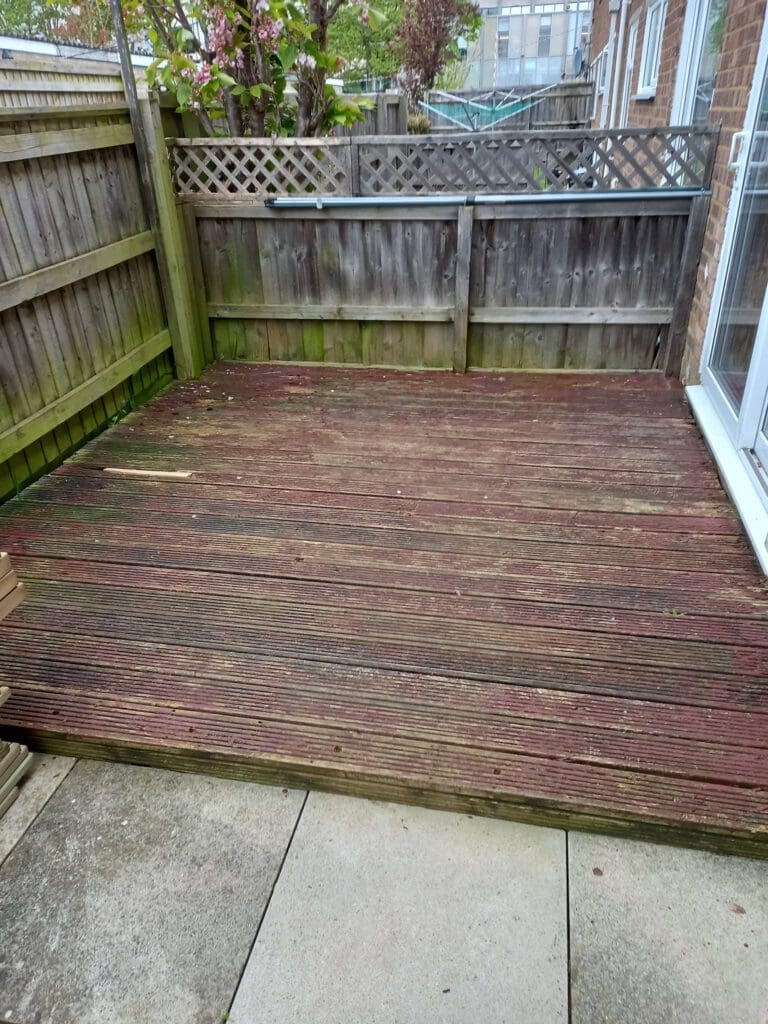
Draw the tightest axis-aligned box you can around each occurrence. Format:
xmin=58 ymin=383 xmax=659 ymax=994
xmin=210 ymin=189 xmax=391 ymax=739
xmin=569 ymin=833 xmax=768 ymax=1024
xmin=0 ymin=761 xmax=305 ymax=1024
xmin=229 ymin=792 xmax=568 ymax=1024
xmin=0 ymin=753 xmax=75 ymax=865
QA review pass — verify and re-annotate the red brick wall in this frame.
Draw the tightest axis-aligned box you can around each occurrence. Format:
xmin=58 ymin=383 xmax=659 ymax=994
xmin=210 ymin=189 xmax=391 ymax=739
xmin=682 ymin=0 xmax=767 ymax=382
xmin=588 ymin=0 xmax=768 ymax=381
xmin=628 ymin=0 xmax=686 ymax=127
xmin=590 ymin=0 xmax=685 ymax=127
xmin=590 ymin=0 xmax=613 ymax=62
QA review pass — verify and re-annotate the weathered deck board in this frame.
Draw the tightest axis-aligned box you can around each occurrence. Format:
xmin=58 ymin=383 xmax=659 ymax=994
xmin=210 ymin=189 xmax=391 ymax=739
xmin=0 ymin=363 xmax=767 ymax=856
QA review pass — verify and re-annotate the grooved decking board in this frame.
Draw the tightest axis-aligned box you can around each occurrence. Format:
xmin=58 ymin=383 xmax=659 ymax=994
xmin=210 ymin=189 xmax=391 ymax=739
xmin=0 ymin=363 xmax=767 ymax=856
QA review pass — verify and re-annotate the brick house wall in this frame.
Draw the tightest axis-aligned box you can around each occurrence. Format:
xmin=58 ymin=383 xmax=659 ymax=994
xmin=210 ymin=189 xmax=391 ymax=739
xmin=682 ymin=0 xmax=767 ymax=381
xmin=588 ymin=0 xmax=768 ymax=382
xmin=589 ymin=0 xmax=685 ymax=127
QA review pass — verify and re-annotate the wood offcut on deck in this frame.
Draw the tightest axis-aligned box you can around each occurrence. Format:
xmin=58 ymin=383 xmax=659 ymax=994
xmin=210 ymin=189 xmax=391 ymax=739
xmin=0 ymin=363 xmax=767 ymax=856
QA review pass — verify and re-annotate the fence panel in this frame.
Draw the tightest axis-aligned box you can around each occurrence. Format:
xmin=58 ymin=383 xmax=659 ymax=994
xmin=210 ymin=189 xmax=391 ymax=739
xmin=0 ymin=58 xmax=174 ymax=502
xmin=187 ymin=193 xmax=698 ymax=373
xmin=424 ymin=82 xmax=593 ymax=132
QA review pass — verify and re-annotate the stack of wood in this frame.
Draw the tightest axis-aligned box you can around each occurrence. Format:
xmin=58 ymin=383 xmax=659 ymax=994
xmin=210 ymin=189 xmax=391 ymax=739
xmin=0 ymin=554 xmax=30 ymax=817
xmin=0 ymin=689 xmax=32 ymax=817
xmin=0 ymin=552 xmax=25 ymax=620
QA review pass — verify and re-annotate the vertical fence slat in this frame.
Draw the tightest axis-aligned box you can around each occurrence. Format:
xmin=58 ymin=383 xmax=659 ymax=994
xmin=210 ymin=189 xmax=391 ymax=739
xmin=663 ymin=193 xmax=711 ymax=377
xmin=139 ymin=94 xmax=205 ymax=378
xmin=453 ymin=206 xmax=473 ymax=373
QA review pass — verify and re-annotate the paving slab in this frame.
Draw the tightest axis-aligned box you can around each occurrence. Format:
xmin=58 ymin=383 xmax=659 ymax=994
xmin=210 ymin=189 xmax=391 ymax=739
xmin=569 ymin=833 xmax=768 ymax=1024
xmin=0 ymin=760 xmax=305 ymax=1024
xmin=229 ymin=792 xmax=568 ymax=1024
xmin=0 ymin=753 xmax=75 ymax=865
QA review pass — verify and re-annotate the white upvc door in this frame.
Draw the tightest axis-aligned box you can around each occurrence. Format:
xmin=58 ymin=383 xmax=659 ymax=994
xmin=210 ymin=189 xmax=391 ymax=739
xmin=694 ymin=6 xmax=768 ymax=570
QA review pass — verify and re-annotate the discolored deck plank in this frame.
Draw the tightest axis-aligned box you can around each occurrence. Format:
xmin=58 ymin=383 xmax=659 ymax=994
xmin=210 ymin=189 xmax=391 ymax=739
xmin=0 ymin=363 xmax=766 ymax=856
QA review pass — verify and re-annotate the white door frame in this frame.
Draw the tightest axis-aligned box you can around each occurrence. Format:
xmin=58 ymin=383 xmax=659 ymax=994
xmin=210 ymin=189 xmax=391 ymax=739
xmin=689 ymin=4 xmax=768 ymax=572
xmin=698 ymin=7 xmax=768 ymax=439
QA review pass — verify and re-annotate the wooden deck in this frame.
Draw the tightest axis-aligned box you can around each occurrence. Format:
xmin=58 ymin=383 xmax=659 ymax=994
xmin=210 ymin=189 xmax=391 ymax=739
xmin=0 ymin=363 xmax=767 ymax=857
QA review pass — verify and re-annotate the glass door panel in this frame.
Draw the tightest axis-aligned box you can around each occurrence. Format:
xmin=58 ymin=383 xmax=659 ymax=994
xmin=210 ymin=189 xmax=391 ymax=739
xmin=708 ymin=73 xmax=768 ymax=412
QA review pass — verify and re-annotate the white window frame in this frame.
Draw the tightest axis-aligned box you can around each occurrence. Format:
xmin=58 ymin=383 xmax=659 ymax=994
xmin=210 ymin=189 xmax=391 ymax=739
xmin=591 ymin=47 xmax=608 ymax=120
xmin=595 ymin=46 xmax=608 ymax=93
xmin=619 ymin=18 xmax=640 ymax=127
xmin=637 ymin=0 xmax=667 ymax=99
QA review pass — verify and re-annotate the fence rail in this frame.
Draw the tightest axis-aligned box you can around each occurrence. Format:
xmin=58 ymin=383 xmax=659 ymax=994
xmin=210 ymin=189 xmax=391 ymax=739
xmin=169 ymin=126 xmax=719 ymax=198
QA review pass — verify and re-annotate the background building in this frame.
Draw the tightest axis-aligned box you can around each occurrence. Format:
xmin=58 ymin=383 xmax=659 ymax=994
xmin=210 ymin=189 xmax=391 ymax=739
xmin=465 ymin=1 xmax=593 ymax=90
xmin=589 ymin=0 xmax=728 ymax=128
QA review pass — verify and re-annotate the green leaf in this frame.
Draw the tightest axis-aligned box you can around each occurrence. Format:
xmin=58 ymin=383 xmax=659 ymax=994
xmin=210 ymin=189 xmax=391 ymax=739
xmin=278 ymin=43 xmax=299 ymax=69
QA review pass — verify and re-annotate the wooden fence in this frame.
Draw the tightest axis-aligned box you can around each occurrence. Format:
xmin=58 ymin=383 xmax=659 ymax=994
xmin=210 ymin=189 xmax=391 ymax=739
xmin=169 ymin=126 xmax=719 ymax=197
xmin=423 ymin=81 xmax=594 ymax=132
xmin=175 ymin=124 xmax=715 ymax=375
xmin=186 ymin=192 xmax=710 ymax=375
xmin=0 ymin=57 xmax=205 ymax=502
xmin=338 ymin=93 xmax=408 ymax=136
xmin=160 ymin=90 xmax=408 ymax=138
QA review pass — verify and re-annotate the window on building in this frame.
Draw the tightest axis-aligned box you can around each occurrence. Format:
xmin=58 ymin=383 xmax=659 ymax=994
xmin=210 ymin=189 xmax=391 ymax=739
xmin=594 ymin=47 xmax=607 ymax=94
xmin=538 ymin=14 xmax=552 ymax=57
xmin=497 ymin=17 xmax=510 ymax=58
xmin=672 ymin=0 xmax=728 ymax=123
xmin=638 ymin=0 xmax=667 ymax=97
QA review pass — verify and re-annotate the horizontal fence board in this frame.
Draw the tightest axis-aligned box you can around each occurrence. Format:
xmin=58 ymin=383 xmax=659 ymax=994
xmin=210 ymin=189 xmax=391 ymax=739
xmin=0 ymin=231 xmax=155 ymax=312
xmin=0 ymin=57 xmax=123 ymax=77
xmin=0 ymin=103 xmax=130 ymax=122
xmin=470 ymin=307 xmax=674 ymax=325
xmin=208 ymin=303 xmax=454 ymax=322
xmin=191 ymin=202 xmax=457 ymax=220
xmin=0 ymin=124 xmax=133 ymax=163
xmin=187 ymin=197 xmax=695 ymax=220
xmin=0 ymin=78 xmax=125 ymax=95
xmin=0 ymin=329 xmax=171 ymax=463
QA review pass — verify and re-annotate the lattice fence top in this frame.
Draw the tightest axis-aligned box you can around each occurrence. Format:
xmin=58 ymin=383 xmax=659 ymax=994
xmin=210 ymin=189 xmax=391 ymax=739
xmin=169 ymin=127 xmax=718 ymax=198
xmin=170 ymin=137 xmax=353 ymax=197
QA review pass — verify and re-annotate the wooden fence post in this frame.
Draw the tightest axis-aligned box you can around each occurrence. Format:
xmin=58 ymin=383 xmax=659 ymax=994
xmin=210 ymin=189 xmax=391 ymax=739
xmin=138 ymin=93 xmax=207 ymax=378
xmin=349 ymin=138 xmax=361 ymax=195
xmin=109 ymin=0 xmax=205 ymax=379
xmin=453 ymin=205 xmax=473 ymax=373
xmin=663 ymin=193 xmax=711 ymax=377
xmin=375 ymin=95 xmax=387 ymax=135
xmin=398 ymin=94 xmax=409 ymax=134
